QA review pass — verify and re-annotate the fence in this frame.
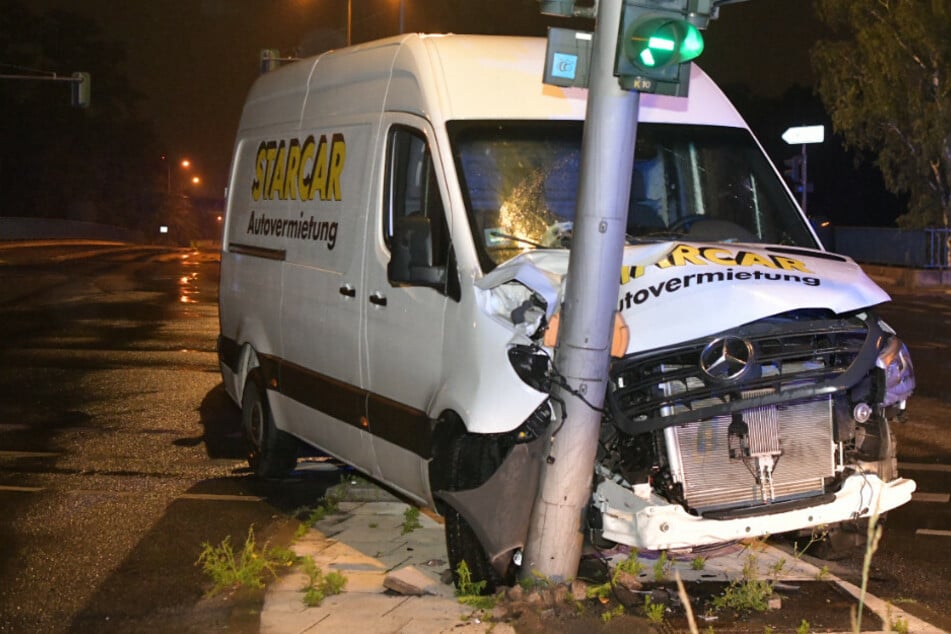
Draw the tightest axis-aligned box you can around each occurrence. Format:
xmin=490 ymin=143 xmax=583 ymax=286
xmin=830 ymin=226 xmax=950 ymax=270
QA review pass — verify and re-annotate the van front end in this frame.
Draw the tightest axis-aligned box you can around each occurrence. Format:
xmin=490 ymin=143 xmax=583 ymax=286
xmin=591 ymin=299 xmax=916 ymax=551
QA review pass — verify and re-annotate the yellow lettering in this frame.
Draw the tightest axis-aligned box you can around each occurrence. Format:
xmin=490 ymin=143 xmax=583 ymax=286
xmin=270 ymin=141 xmax=287 ymax=200
xmin=311 ymin=136 xmax=329 ymax=201
xmin=772 ymin=255 xmax=811 ymax=273
xmin=283 ymin=139 xmax=301 ymax=201
xmin=327 ymin=134 xmax=346 ymax=201
xmin=264 ymin=143 xmax=278 ymax=199
xmin=298 ymin=136 xmax=316 ymax=200
xmin=700 ymin=247 xmax=736 ymax=266
xmin=737 ymin=251 xmax=777 ymax=268
xmin=669 ymin=244 xmax=706 ymax=267
xmin=250 ymin=143 xmax=266 ymax=202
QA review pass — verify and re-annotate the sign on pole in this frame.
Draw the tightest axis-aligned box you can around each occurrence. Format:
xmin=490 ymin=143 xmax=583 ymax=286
xmin=782 ymin=125 xmax=824 ymax=145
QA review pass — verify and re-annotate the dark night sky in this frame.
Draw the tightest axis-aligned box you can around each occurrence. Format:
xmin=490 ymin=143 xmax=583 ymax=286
xmin=29 ymin=0 xmax=821 ymax=198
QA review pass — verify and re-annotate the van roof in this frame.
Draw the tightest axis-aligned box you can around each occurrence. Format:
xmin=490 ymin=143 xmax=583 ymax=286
xmin=238 ymin=34 xmax=746 ymax=132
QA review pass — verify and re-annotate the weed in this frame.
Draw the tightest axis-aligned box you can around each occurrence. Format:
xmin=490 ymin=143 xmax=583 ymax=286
xmin=691 ymin=555 xmax=707 ymax=571
xmin=616 ymin=551 xmax=644 ymax=576
xmin=653 ymin=551 xmax=670 ymax=582
xmin=300 ymin=556 xmax=348 ymax=607
xmin=815 ymin=564 xmax=829 ymax=581
xmin=401 ymin=507 xmax=422 ymax=535
xmin=891 ymin=616 xmax=909 ymax=634
xmin=796 ymin=619 xmax=810 ymax=634
xmin=765 ymin=627 xmax=776 ymax=633
xmin=195 ymin=526 xmax=294 ymax=596
xmin=768 ymin=557 xmax=786 ymax=577
xmin=369 ymin=522 xmax=378 ymax=528
xmin=711 ymin=554 xmax=774 ymax=613
xmin=643 ymin=595 xmax=665 ymax=624
xmin=793 ymin=524 xmax=829 ymax=559
xmin=851 ymin=512 xmax=883 ymax=633
xmin=294 ymin=523 xmax=310 ymax=540
xmin=601 ymin=604 xmax=624 ymax=623
xmin=455 ymin=561 xmax=496 ymax=610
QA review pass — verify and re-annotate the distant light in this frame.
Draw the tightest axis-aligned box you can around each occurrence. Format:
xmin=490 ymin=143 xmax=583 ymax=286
xmin=180 ymin=159 xmax=191 ymax=169
xmin=159 ymin=225 xmax=169 ymax=234
xmin=191 ymin=176 xmax=201 ymax=185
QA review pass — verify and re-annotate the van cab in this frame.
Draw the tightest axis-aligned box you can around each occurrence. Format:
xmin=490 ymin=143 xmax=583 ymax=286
xmin=218 ymin=33 xmax=916 ymax=589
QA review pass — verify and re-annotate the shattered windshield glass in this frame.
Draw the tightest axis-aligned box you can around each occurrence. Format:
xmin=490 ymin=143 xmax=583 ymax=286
xmin=448 ymin=121 xmax=818 ymax=271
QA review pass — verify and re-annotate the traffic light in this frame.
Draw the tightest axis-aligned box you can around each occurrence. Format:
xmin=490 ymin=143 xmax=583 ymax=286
xmin=615 ymin=1 xmax=705 ymax=96
xmin=70 ymin=72 xmax=90 ymax=108
xmin=783 ymin=155 xmax=803 ymax=189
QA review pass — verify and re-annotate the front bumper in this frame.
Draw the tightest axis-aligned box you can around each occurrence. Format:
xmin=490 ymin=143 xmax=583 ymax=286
xmin=593 ymin=473 xmax=916 ymax=551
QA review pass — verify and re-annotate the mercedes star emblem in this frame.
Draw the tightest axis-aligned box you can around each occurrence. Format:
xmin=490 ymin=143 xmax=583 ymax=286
xmin=699 ymin=336 xmax=755 ymax=382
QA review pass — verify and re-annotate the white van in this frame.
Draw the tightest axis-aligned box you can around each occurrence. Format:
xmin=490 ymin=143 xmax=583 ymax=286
xmin=218 ymin=33 xmax=916 ymax=589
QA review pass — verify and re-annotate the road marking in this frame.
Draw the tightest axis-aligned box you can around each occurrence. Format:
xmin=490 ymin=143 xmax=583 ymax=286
xmin=912 ymin=492 xmax=951 ymax=503
xmin=0 ymin=485 xmax=44 ymax=493
xmin=178 ymin=493 xmax=265 ymax=502
xmin=916 ymin=529 xmax=951 ymax=538
xmin=0 ymin=450 xmax=59 ymax=459
xmin=899 ymin=462 xmax=951 ymax=473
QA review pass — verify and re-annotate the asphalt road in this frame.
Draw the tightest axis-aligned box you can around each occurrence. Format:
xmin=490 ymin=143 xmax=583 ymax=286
xmin=0 ymin=241 xmax=948 ymax=632
xmin=0 ymin=242 xmax=340 ymax=633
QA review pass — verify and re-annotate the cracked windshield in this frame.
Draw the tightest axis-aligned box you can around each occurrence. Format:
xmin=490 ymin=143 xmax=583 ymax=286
xmin=449 ymin=121 xmax=817 ymax=270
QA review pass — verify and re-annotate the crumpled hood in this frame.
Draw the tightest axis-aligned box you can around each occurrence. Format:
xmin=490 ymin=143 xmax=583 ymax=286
xmin=477 ymin=242 xmax=890 ymax=354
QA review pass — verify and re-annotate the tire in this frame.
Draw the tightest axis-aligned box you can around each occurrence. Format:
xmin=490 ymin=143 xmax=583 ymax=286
xmin=442 ymin=432 xmax=514 ymax=594
xmin=242 ymin=370 xmax=298 ymax=479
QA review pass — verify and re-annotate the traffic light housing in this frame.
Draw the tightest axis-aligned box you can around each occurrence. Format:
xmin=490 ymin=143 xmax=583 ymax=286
xmin=783 ymin=155 xmax=803 ymax=189
xmin=615 ymin=1 xmax=705 ymax=96
xmin=70 ymin=72 xmax=90 ymax=108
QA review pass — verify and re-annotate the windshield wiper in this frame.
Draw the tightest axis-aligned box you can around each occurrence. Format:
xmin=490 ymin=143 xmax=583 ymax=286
xmin=488 ymin=231 xmax=548 ymax=249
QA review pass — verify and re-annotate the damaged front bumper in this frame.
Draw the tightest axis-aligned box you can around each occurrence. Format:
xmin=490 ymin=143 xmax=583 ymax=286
xmin=592 ymin=473 xmax=916 ymax=551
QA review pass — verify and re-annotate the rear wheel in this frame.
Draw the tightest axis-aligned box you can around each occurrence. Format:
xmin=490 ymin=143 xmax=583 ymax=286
xmin=442 ymin=432 xmax=514 ymax=593
xmin=242 ymin=370 xmax=298 ymax=479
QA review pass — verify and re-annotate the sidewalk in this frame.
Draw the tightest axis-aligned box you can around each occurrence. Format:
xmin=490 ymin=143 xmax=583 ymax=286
xmin=259 ymin=478 xmax=945 ymax=634
xmin=260 ymin=481 xmax=506 ymax=634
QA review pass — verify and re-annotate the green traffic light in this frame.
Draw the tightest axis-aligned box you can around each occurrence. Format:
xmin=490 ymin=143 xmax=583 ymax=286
xmin=625 ymin=17 xmax=704 ymax=70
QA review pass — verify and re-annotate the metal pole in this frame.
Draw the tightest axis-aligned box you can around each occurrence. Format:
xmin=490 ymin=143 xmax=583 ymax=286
xmin=521 ymin=0 xmax=640 ymax=583
xmin=347 ymin=0 xmax=352 ymax=46
xmin=399 ymin=0 xmax=404 ymax=33
xmin=800 ymin=143 xmax=808 ymax=214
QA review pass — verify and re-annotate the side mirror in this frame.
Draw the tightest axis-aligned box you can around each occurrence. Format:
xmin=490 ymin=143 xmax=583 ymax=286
xmin=388 ymin=215 xmax=446 ymax=288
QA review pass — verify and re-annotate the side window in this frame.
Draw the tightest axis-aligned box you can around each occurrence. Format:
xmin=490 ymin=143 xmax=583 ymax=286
xmin=384 ymin=126 xmax=459 ymax=299
xmin=384 ymin=126 xmax=450 ymax=267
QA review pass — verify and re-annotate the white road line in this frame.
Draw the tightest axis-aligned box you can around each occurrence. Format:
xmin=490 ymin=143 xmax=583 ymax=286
xmin=912 ymin=492 xmax=951 ymax=503
xmin=899 ymin=462 xmax=951 ymax=473
xmin=0 ymin=485 xmax=44 ymax=493
xmin=916 ymin=529 xmax=951 ymax=538
xmin=178 ymin=493 xmax=265 ymax=502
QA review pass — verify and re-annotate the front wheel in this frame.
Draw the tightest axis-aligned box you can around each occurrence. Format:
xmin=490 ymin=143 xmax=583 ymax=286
xmin=242 ymin=370 xmax=298 ymax=479
xmin=442 ymin=432 xmax=515 ymax=594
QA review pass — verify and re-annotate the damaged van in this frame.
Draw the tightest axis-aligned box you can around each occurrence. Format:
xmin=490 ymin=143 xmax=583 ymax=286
xmin=218 ymin=34 xmax=916 ymax=589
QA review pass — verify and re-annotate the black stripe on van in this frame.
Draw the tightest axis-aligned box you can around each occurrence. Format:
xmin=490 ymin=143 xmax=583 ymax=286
xmin=220 ymin=342 xmax=431 ymax=459
xmin=228 ymin=242 xmax=287 ymax=261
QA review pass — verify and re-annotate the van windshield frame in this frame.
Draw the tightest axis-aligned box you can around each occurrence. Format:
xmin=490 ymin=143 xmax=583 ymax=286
xmin=447 ymin=120 xmax=818 ymax=273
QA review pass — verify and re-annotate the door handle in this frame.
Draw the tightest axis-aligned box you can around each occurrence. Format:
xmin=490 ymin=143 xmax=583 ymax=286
xmin=369 ymin=292 xmax=387 ymax=307
xmin=339 ymin=284 xmax=356 ymax=298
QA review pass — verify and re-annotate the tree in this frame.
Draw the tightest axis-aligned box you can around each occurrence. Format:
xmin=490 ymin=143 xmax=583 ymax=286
xmin=812 ymin=0 xmax=951 ymax=228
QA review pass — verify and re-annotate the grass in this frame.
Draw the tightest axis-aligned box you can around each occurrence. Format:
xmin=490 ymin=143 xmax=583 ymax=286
xmin=195 ymin=526 xmax=296 ymax=596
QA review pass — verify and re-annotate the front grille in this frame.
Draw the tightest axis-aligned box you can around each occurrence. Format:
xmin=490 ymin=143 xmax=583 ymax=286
xmin=608 ymin=313 xmax=875 ymax=436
